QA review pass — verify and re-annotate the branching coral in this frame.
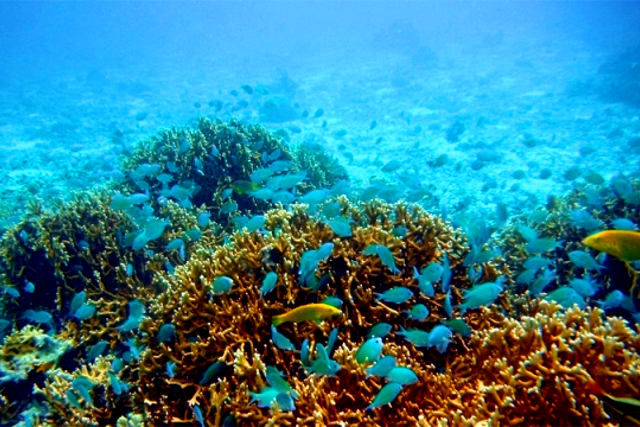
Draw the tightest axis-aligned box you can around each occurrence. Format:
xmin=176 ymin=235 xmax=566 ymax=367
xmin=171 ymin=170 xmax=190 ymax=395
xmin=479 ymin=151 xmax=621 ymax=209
xmin=135 ymin=199 xmax=506 ymax=424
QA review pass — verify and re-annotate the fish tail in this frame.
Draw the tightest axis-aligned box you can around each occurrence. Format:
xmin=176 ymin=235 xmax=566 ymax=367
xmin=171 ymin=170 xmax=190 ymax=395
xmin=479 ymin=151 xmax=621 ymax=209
xmin=272 ymin=315 xmax=284 ymax=327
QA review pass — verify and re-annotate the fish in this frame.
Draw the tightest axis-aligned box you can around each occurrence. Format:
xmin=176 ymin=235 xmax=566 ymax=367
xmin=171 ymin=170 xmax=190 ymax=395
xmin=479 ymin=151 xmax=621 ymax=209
xmin=366 ymin=355 xmax=396 ymax=378
xmin=427 ymin=324 xmax=452 ymax=354
xmin=386 ymin=366 xmax=418 ymax=385
xmin=377 ymin=245 xmax=400 ymax=274
xmin=548 ymin=286 xmax=586 ymax=309
xmin=260 ymin=272 xmax=278 ymax=296
xmin=568 ymin=277 xmax=599 ymax=298
xmin=406 ymin=304 xmax=429 ymax=321
xmin=309 ymin=343 xmax=341 ymax=376
xmin=211 ymin=276 xmax=234 ymax=295
xmin=397 ymin=327 xmax=430 ymax=347
xmin=413 ymin=266 xmax=435 ymax=297
xmin=271 ymin=325 xmax=296 ymax=351
xmin=327 ymin=217 xmax=353 ymax=237
xmin=569 ymin=250 xmax=604 ymax=271
xmin=250 ymin=387 xmax=279 ymax=408
xmin=272 ymin=303 xmax=341 ymax=326
xmin=583 ymin=230 xmax=640 ymax=262
xmin=442 ymin=318 xmax=471 ymax=337
xmin=367 ymin=382 xmax=403 ymax=411
xmin=355 ymin=337 xmax=383 ymax=364
xmin=374 ymin=287 xmax=414 ymax=304
xmin=458 ymin=280 xmax=504 ymax=313
xmin=367 ymin=322 xmax=392 ymax=339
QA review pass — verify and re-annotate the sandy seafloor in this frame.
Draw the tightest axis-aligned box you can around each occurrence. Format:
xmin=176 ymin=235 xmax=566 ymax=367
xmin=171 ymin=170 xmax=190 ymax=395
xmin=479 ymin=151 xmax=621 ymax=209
xmin=0 ymin=34 xmax=638 ymax=233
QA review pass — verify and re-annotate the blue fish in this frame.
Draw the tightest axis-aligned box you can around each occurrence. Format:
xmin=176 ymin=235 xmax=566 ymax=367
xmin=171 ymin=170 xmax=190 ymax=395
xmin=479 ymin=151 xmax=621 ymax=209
xmin=397 ymin=327 xmax=430 ymax=347
xmin=367 ymin=382 xmax=403 ymax=411
xmin=458 ymin=279 xmax=504 ymax=314
xmin=441 ymin=255 xmax=451 ymax=293
xmin=386 ymin=366 xmax=418 ymax=385
xmin=413 ymin=270 xmax=435 ymax=300
xmin=427 ymin=325 xmax=452 ymax=354
xmin=366 ymin=355 xmax=396 ymax=378
xmin=271 ymin=325 xmax=296 ymax=351
xmin=375 ymin=287 xmax=414 ymax=304
xmin=211 ymin=276 xmax=234 ymax=295
xmin=367 ymin=322 xmax=392 ymax=339
xmin=261 ymin=272 xmax=278 ymax=296
xmin=569 ymin=250 xmax=603 ymax=272
xmin=355 ymin=337 xmax=383 ymax=364
xmin=406 ymin=304 xmax=429 ymax=321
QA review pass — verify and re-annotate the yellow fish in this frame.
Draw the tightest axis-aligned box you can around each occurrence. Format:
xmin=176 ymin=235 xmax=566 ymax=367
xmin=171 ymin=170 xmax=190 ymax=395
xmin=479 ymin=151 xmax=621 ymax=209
xmin=272 ymin=303 xmax=341 ymax=327
xmin=582 ymin=230 xmax=640 ymax=262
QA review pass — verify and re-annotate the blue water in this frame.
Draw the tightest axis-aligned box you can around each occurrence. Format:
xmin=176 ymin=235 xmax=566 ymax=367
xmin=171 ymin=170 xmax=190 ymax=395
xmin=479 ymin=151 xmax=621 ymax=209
xmin=1 ymin=1 xmax=640 ymax=424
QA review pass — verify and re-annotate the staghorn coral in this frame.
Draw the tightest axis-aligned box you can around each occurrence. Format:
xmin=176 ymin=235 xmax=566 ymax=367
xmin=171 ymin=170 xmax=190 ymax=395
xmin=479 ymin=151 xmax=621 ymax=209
xmin=121 ymin=118 xmax=347 ymax=230
xmin=135 ymin=198 xmax=507 ymax=425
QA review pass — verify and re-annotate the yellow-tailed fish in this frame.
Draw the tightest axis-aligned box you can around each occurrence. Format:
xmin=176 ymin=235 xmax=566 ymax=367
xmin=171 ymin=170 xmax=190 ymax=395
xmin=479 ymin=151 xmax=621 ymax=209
xmin=582 ymin=230 xmax=640 ymax=262
xmin=272 ymin=303 xmax=341 ymax=327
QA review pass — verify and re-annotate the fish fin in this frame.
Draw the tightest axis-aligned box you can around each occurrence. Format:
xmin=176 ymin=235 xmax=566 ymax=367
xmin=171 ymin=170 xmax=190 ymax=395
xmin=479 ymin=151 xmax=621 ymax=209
xmin=272 ymin=315 xmax=283 ymax=327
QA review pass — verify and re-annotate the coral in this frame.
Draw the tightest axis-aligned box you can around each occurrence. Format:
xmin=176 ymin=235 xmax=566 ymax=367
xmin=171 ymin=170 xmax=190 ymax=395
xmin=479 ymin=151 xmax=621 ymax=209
xmin=496 ymin=176 xmax=640 ymax=315
xmin=135 ymin=199 xmax=505 ymax=424
xmin=120 ymin=118 xmax=346 ymax=230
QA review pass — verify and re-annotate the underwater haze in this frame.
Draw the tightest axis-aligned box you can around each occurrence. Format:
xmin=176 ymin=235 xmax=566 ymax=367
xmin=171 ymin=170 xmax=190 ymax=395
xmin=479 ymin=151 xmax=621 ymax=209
xmin=2 ymin=1 xmax=640 ymax=425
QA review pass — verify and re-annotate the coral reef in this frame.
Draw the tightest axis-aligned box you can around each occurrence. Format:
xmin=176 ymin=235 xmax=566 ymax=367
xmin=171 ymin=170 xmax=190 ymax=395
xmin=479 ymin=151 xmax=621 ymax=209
xmin=135 ymin=199 xmax=505 ymax=425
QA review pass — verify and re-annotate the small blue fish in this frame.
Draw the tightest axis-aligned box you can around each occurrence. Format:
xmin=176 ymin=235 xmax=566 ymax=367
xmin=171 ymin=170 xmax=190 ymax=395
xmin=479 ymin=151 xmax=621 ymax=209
xmin=211 ymin=276 xmax=234 ymax=295
xmin=261 ymin=272 xmax=278 ymax=296
xmin=74 ymin=304 xmax=96 ymax=321
xmin=526 ymin=237 xmax=562 ymax=254
xmin=386 ymin=366 xmax=418 ymax=385
xmin=366 ymin=355 xmax=396 ymax=378
xmin=193 ymin=404 xmax=204 ymax=427
xmin=546 ymin=286 xmax=585 ymax=309
xmin=200 ymin=362 xmax=224 ymax=385
xmin=568 ymin=277 xmax=599 ymax=298
xmin=442 ymin=319 xmax=471 ymax=337
xmin=569 ymin=250 xmax=603 ymax=272
xmin=406 ymin=304 xmax=429 ymax=321
xmin=397 ymin=327 xmax=430 ymax=347
xmin=413 ymin=266 xmax=435 ymax=298
xmin=443 ymin=292 xmax=453 ymax=317
xmin=376 ymin=244 xmax=400 ymax=274
xmin=516 ymin=268 xmax=537 ymax=285
xmin=355 ymin=337 xmax=383 ymax=364
xmin=516 ymin=224 xmax=538 ymax=241
xmin=86 ymin=340 xmax=108 ymax=361
xmin=276 ymin=392 xmax=296 ymax=411
xmin=367 ymin=322 xmax=392 ymax=339
xmin=458 ymin=280 xmax=504 ymax=313
xmin=600 ymin=290 xmax=626 ymax=310
xmin=367 ymin=382 xmax=403 ymax=411
xmin=157 ymin=324 xmax=176 ymax=343
xmin=309 ymin=343 xmax=341 ymax=376
xmin=246 ymin=215 xmax=266 ymax=232
xmin=266 ymin=366 xmax=298 ymax=398
xmin=250 ymin=386 xmax=279 ymax=408
xmin=327 ymin=217 xmax=352 ymax=237
xmin=427 ymin=325 xmax=452 ymax=354
xmin=529 ymin=268 xmax=556 ymax=296
xmin=523 ymin=256 xmax=552 ymax=271
xmin=327 ymin=328 xmax=339 ymax=354
xmin=611 ymin=218 xmax=637 ymax=231
xmin=271 ymin=325 xmax=296 ymax=351
xmin=166 ymin=361 xmax=176 ymax=378
xmin=374 ymin=287 xmax=413 ymax=304
xmin=441 ymin=255 xmax=451 ymax=293
xmin=420 ymin=262 xmax=443 ymax=283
